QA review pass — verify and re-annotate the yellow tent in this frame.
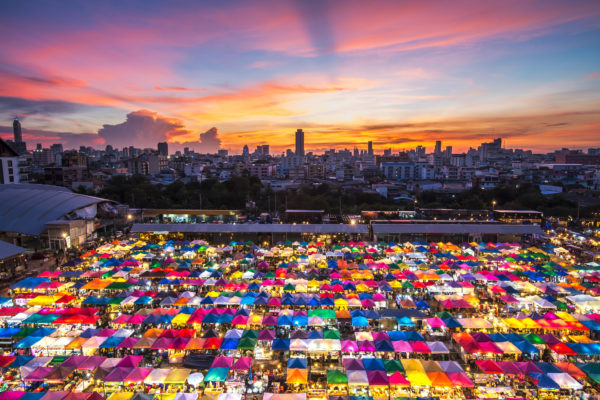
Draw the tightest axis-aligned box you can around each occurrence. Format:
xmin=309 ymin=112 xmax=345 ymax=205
xmin=165 ymin=368 xmax=191 ymax=384
xmin=107 ymin=393 xmax=135 ymax=400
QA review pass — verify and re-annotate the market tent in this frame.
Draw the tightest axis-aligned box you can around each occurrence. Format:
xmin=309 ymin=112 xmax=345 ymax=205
xmin=346 ymin=370 xmax=369 ymax=384
xmin=326 ymin=370 xmax=348 ymax=384
xmin=547 ymin=373 xmax=583 ymax=390
xmin=204 ymin=367 xmax=229 ymax=382
xmin=286 ymin=368 xmax=308 ymax=384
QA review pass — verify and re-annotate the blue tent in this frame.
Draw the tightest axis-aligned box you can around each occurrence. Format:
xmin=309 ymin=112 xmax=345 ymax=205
xmin=351 ymin=317 xmax=369 ymax=327
xmin=220 ymin=339 xmax=239 ymax=350
xmin=272 ymin=338 xmax=290 ymax=351
xmin=100 ymin=336 xmax=124 ymax=348
xmin=15 ymin=336 xmax=43 ymax=348
xmin=363 ymin=358 xmax=385 ymax=371
xmin=288 ymin=358 xmax=307 ymax=369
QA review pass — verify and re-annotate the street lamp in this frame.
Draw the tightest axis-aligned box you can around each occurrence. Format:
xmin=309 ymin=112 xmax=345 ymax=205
xmin=492 ymin=200 xmax=497 ymax=210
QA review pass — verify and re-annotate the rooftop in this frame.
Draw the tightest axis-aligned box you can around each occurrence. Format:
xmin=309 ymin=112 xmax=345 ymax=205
xmin=0 ymin=184 xmax=110 ymax=236
xmin=0 ymin=240 xmax=26 ymax=260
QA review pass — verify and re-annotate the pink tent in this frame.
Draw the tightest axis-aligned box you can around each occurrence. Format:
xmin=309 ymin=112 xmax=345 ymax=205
xmin=212 ymin=356 xmax=234 ymax=368
xmin=446 ymin=372 xmax=474 ymax=387
xmin=341 ymin=340 xmax=358 ymax=352
xmin=232 ymin=357 xmax=252 ymax=371
xmin=0 ymin=392 xmax=26 ymax=400
xmin=410 ymin=341 xmax=431 ymax=353
xmin=392 ymin=340 xmax=412 ymax=353
xmin=426 ymin=317 xmax=446 ymax=328
xmin=116 ymin=355 xmax=143 ymax=368
xmin=389 ymin=371 xmax=410 ymax=386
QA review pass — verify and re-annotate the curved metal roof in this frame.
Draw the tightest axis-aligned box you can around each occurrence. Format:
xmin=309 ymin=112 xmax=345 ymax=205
xmin=131 ymin=223 xmax=369 ymax=234
xmin=0 ymin=240 xmax=26 ymax=260
xmin=0 ymin=185 xmax=109 ymax=236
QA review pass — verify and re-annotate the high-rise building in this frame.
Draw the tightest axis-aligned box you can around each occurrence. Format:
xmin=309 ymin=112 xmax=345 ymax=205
xmin=367 ymin=141 xmax=373 ymax=156
xmin=13 ymin=119 xmax=22 ymax=143
xmin=9 ymin=118 xmax=27 ymax=155
xmin=157 ymin=142 xmax=169 ymax=156
xmin=242 ymin=145 xmax=250 ymax=156
xmin=0 ymin=137 xmax=21 ymax=184
xmin=434 ymin=140 xmax=442 ymax=154
xmin=295 ymin=129 xmax=305 ymax=157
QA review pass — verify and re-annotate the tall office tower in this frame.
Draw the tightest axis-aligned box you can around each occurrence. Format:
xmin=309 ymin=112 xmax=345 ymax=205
xmin=10 ymin=118 xmax=27 ymax=154
xmin=158 ymin=142 xmax=169 ymax=156
xmin=242 ymin=145 xmax=249 ymax=156
xmin=434 ymin=140 xmax=442 ymax=154
xmin=13 ymin=118 xmax=22 ymax=143
xmin=295 ymin=129 xmax=305 ymax=157
xmin=367 ymin=141 xmax=373 ymax=156
xmin=445 ymin=146 xmax=452 ymax=156
xmin=261 ymin=144 xmax=270 ymax=156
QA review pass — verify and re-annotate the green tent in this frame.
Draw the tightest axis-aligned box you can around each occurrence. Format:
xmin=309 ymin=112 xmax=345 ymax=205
xmin=15 ymin=327 xmax=37 ymax=338
xmin=237 ymin=337 xmax=257 ymax=350
xmin=326 ymin=370 xmax=348 ymax=384
xmin=523 ymin=333 xmax=545 ymax=345
xmin=241 ymin=329 xmax=259 ymax=339
xmin=108 ymin=297 xmax=124 ymax=305
xmin=105 ymin=281 xmax=132 ymax=290
xmin=324 ymin=330 xmax=340 ymax=339
xmin=383 ymin=359 xmax=405 ymax=374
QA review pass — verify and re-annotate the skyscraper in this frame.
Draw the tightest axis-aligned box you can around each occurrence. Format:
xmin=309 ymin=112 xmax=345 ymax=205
xmin=434 ymin=140 xmax=442 ymax=154
xmin=295 ymin=129 xmax=305 ymax=157
xmin=158 ymin=142 xmax=169 ymax=156
xmin=367 ymin=141 xmax=373 ymax=156
xmin=10 ymin=118 xmax=27 ymax=154
xmin=13 ymin=118 xmax=22 ymax=143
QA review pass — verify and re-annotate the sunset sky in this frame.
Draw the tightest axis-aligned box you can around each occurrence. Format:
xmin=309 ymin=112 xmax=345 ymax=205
xmin=1 ymin=0 xmax=599 ymax=153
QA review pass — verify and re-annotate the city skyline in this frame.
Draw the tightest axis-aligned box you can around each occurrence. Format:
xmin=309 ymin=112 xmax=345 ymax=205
xmin=0 ymin=0 xmax=600 ymax=153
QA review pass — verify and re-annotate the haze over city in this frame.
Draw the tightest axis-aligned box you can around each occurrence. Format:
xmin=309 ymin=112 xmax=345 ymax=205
xmin=1 ymin=0 xmax=600 ymax=153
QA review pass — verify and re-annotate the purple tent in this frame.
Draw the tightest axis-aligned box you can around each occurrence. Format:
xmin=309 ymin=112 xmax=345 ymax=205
xmin=124 ymin=367 xmax=152 ymax=382
xmin=24 ymin=367 xmax=55 ymax=381
xmin=61 ymin=356 xmax=89 ymax=368
xmin=104 ymin=367 xmax=133 ymax=382
xmin=211 ymin=356 xmax=234 ymax=368
xmin=40 ymin=392 xmax=68 ymax=400
xmin=367 ymin=370 xmax=389 ymax=385
xmin=116 ymin=337 xmax=140 ymax=349
xmin=258 ymin=330 xmax=275 ymax=340
xmin=78 ymin=356 xmax=107 ymax=370
xmin=343 ymin=358 xmax=364 ymax=371
xmin=116 ymin=355 xmax=142 ymax=368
